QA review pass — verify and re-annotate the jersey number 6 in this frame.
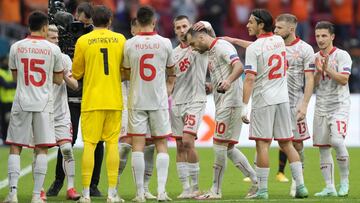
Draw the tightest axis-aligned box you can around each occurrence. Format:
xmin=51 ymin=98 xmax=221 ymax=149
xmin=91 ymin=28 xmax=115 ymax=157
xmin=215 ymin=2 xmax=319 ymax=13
xmin=140 ymin=54 xmax=156 ymax=81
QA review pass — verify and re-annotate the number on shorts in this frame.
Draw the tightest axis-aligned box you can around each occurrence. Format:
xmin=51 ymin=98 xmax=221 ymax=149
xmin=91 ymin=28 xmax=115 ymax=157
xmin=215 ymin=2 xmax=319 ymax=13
xmin=336 ymin=120 xmax=347 ymax=135
xmin=184 ymin=114 xmax=196 ymax=126
xmin=297 ymin=121 xmax=307 ymax=135
xmin=216 ymin=122 xmax=226 ymax=134
xmin=20 ymin=58 xmax=46 ymax=86
xmin=140 ymin=54 xmax=156 ymax=81
xmin=100 ymin=48 xmax=109 ymax=75
xmin=268 ymin=51 xmax=286 ymax=80
xmin=179 ymin=58 xmax=190 ymax=72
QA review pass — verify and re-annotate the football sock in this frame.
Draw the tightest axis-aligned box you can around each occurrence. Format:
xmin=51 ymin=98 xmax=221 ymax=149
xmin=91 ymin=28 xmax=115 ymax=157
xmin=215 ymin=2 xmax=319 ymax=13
xmin=156 ymin=153 xmax=169 ymax=194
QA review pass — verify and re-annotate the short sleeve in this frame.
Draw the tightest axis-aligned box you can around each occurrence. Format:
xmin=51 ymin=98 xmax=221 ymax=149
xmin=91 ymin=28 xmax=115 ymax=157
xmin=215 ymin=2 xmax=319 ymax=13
xmin=53 ymin=46 xmax=64 ymax=73
xmin=337 ymin=50 xmax=352 ymax=75
xmin=166 ymin=39 xmax=175 ymax=68
xmin=245 ymin=44 xmax=258 ymax=75
xmin=220 ymin=41 xmax=240 ymax=66
xmin=62 ymin=53 xmax=72 ymax=71
xmin=303 ymin=44 xmax=315 ymax=72
xmin=122 ymin=40 xmax=130 ymax=69
xmin=8 ymin=44 xmax=17 ymax=70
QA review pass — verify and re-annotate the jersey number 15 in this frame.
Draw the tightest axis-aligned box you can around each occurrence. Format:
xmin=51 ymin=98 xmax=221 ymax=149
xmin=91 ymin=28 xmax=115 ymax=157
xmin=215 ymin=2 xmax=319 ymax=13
xmin=21 ymin=58 xmax=46 ymax=87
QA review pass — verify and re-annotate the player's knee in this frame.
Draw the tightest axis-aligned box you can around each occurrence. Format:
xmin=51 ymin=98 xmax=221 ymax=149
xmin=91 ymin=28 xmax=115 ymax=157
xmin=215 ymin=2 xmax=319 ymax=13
xmin=119 ymin=142 xmax=132 ymax=159
xmin=60 ymin=142 xmax=74 ymax=161
xmin=293 ymin=142 xmax=303 ymax=152
xmin=330 ymin=136 xmax=344 ymax=148
xmin=182 ymin=139 xmax=194 ymax=150
xmin=278 ymin=140 xmax=292 ymax=150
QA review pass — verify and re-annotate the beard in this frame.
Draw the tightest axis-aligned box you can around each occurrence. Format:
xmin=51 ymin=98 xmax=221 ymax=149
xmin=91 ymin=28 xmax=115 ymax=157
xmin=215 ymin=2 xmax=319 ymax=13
xmin=282 ymin=32 xmax=291 ymax=41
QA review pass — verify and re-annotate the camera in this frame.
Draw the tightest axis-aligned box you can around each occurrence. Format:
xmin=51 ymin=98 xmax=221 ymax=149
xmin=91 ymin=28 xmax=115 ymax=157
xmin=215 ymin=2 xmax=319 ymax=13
xmin=48 ymin=0 xmax=92 ymax=58
xmin=216 ymin=82 xmax=226 ymax=94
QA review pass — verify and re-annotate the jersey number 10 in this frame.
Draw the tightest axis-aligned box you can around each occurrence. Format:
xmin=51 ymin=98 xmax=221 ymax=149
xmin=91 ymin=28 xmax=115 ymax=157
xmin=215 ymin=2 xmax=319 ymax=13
xmin=21 ymin=58 xmax=46 ymax=87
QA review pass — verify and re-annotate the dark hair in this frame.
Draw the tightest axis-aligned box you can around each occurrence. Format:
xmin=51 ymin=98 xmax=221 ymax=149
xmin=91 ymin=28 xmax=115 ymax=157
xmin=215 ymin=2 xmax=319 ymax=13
xmin=136 ymin=6 xmax=155 ymax=26
xmin=28 ymin=11 xmax=49 ymax=32
xmin=315 ymin=21 xmax=335 ymax=34
xmin=173 ymin=15 xmax=190 ymax=23
xmin=76 ymin=2 xmax=93 ymax=19
xmin=92 ymin=5 xmax=112 ymax=27
xmin=131 ymin=18 xmax=137 ymax=26
xmin=276 ymin=13 xmax=297 ymax=25
xmin=184 ymin=27 xmax=208 ymax=41
xmin=251 ymin=9 xmax=273 ymax=32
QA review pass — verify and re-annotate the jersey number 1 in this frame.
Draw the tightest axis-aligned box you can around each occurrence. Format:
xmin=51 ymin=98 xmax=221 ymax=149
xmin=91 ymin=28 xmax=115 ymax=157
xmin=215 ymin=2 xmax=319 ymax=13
xmin=21 ymin=58 xmax=46 ymax=87
xmin=100 ymin=48 xmax=109 ymax=75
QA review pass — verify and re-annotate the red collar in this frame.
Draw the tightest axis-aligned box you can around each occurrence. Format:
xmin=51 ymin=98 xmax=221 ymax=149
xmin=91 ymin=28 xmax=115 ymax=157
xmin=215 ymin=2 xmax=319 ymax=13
xmin=27 ymin=35 xmax=45 ymax=40
xmin=320 ymin=47 xmax=337 ymax=57
xmin=209 ymin=38 xmax=219 ymax=49
xmin=287 ymin=37 xmax=300 ymax=46
xmin=180 ymin=42 xmax=189 ymax=49
xmin=137 ymin=31 xmax=157 ymax=36
xmin=258 ymin=32 xmax=273 ymax=38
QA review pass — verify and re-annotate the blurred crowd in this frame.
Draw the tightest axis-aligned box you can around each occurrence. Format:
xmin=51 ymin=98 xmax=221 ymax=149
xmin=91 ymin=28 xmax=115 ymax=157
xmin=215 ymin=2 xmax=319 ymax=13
xmin=0 ymin=0 xmax=360 ymax=98
xmin=0 ymin=0 xmax=360 ymax=144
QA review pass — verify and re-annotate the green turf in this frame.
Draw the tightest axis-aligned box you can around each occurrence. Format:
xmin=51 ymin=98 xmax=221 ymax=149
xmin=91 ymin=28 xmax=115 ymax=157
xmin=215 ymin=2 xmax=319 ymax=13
xmin=0 ymin=147 xmax=359 ymax=202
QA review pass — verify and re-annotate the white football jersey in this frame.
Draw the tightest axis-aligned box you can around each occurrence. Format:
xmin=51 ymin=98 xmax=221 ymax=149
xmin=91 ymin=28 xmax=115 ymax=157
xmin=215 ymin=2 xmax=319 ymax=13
xmin=314 ymin=47 xmax=352 ymax=116
xmin=53 ymin=53 xmax=72 ymax=121
xmin=8 ymin=36 xmax=63 ymax=112
xmin=286 ymin=38 xmax=315 ymax=107
xmin=207 ymin=39 xmax=242 ymax=108
xmin=123 ymin=32 xmax=174 ymax=110
xmin=172 ymin=44 xmax=208 ymax=104
xmin=245 ymin=33 xmax=289 ymax=108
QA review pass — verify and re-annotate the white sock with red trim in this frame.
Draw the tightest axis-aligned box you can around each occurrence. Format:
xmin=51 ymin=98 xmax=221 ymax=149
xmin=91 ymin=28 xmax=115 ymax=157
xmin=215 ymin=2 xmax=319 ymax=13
xmin=210 ymin=144 xmax=227 ymax=194
xmin=319 ymin=147 xmax=335 ymax=189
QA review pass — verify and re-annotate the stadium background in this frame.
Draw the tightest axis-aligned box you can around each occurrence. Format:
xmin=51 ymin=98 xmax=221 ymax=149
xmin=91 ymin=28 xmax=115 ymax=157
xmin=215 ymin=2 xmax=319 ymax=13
xmin=1 ymin=0 xmax=360 ymax=202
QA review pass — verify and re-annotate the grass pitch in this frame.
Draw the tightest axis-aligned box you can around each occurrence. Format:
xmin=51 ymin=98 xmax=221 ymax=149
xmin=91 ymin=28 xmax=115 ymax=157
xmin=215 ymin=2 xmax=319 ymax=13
xmin=0 ymin=147 xmax=359 ymax=202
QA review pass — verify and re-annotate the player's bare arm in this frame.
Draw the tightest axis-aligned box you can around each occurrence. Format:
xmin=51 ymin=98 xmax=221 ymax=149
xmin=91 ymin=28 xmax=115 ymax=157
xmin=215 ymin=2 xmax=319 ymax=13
xmin=63 ymin=69 xmax=78 ymax=90
xmin=205 ymin=82 xmax=213 ymax=94
xmin=219 ymin=61 xmax=244 ymax=91
xmin=241 ymin=72 xmax=255 ymax=124
xmin=192 ymin=21 xmax=215 ymax=37
xmin=296 ymin=71 xmax=314 ymax=121
xmin=53 ymin=71 xmax=64 ymax=85
xmin=166 ymin=66 xmax=176 ymax=96
xmin=11 ymin=70 xmax=17 ymax=82
xmin=121 ymin=67 xmax=130 ymax=81
xmin=221 ymin=36 xmax=252 ymax=48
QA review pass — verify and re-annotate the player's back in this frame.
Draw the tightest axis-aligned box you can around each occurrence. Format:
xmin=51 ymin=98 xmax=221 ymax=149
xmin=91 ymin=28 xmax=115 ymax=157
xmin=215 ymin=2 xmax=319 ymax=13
xmin=172 ymin=45 xmax=208 ymax=105
xmin=124 ymin=32 xmax=174 ymax=110
xmin=245 ymin=33 xmax=288 ymax=108
xmin=9 ymin=36 xmax=63 ymax=112
xmin=75 ymin=29 xmax=126 ymax=111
